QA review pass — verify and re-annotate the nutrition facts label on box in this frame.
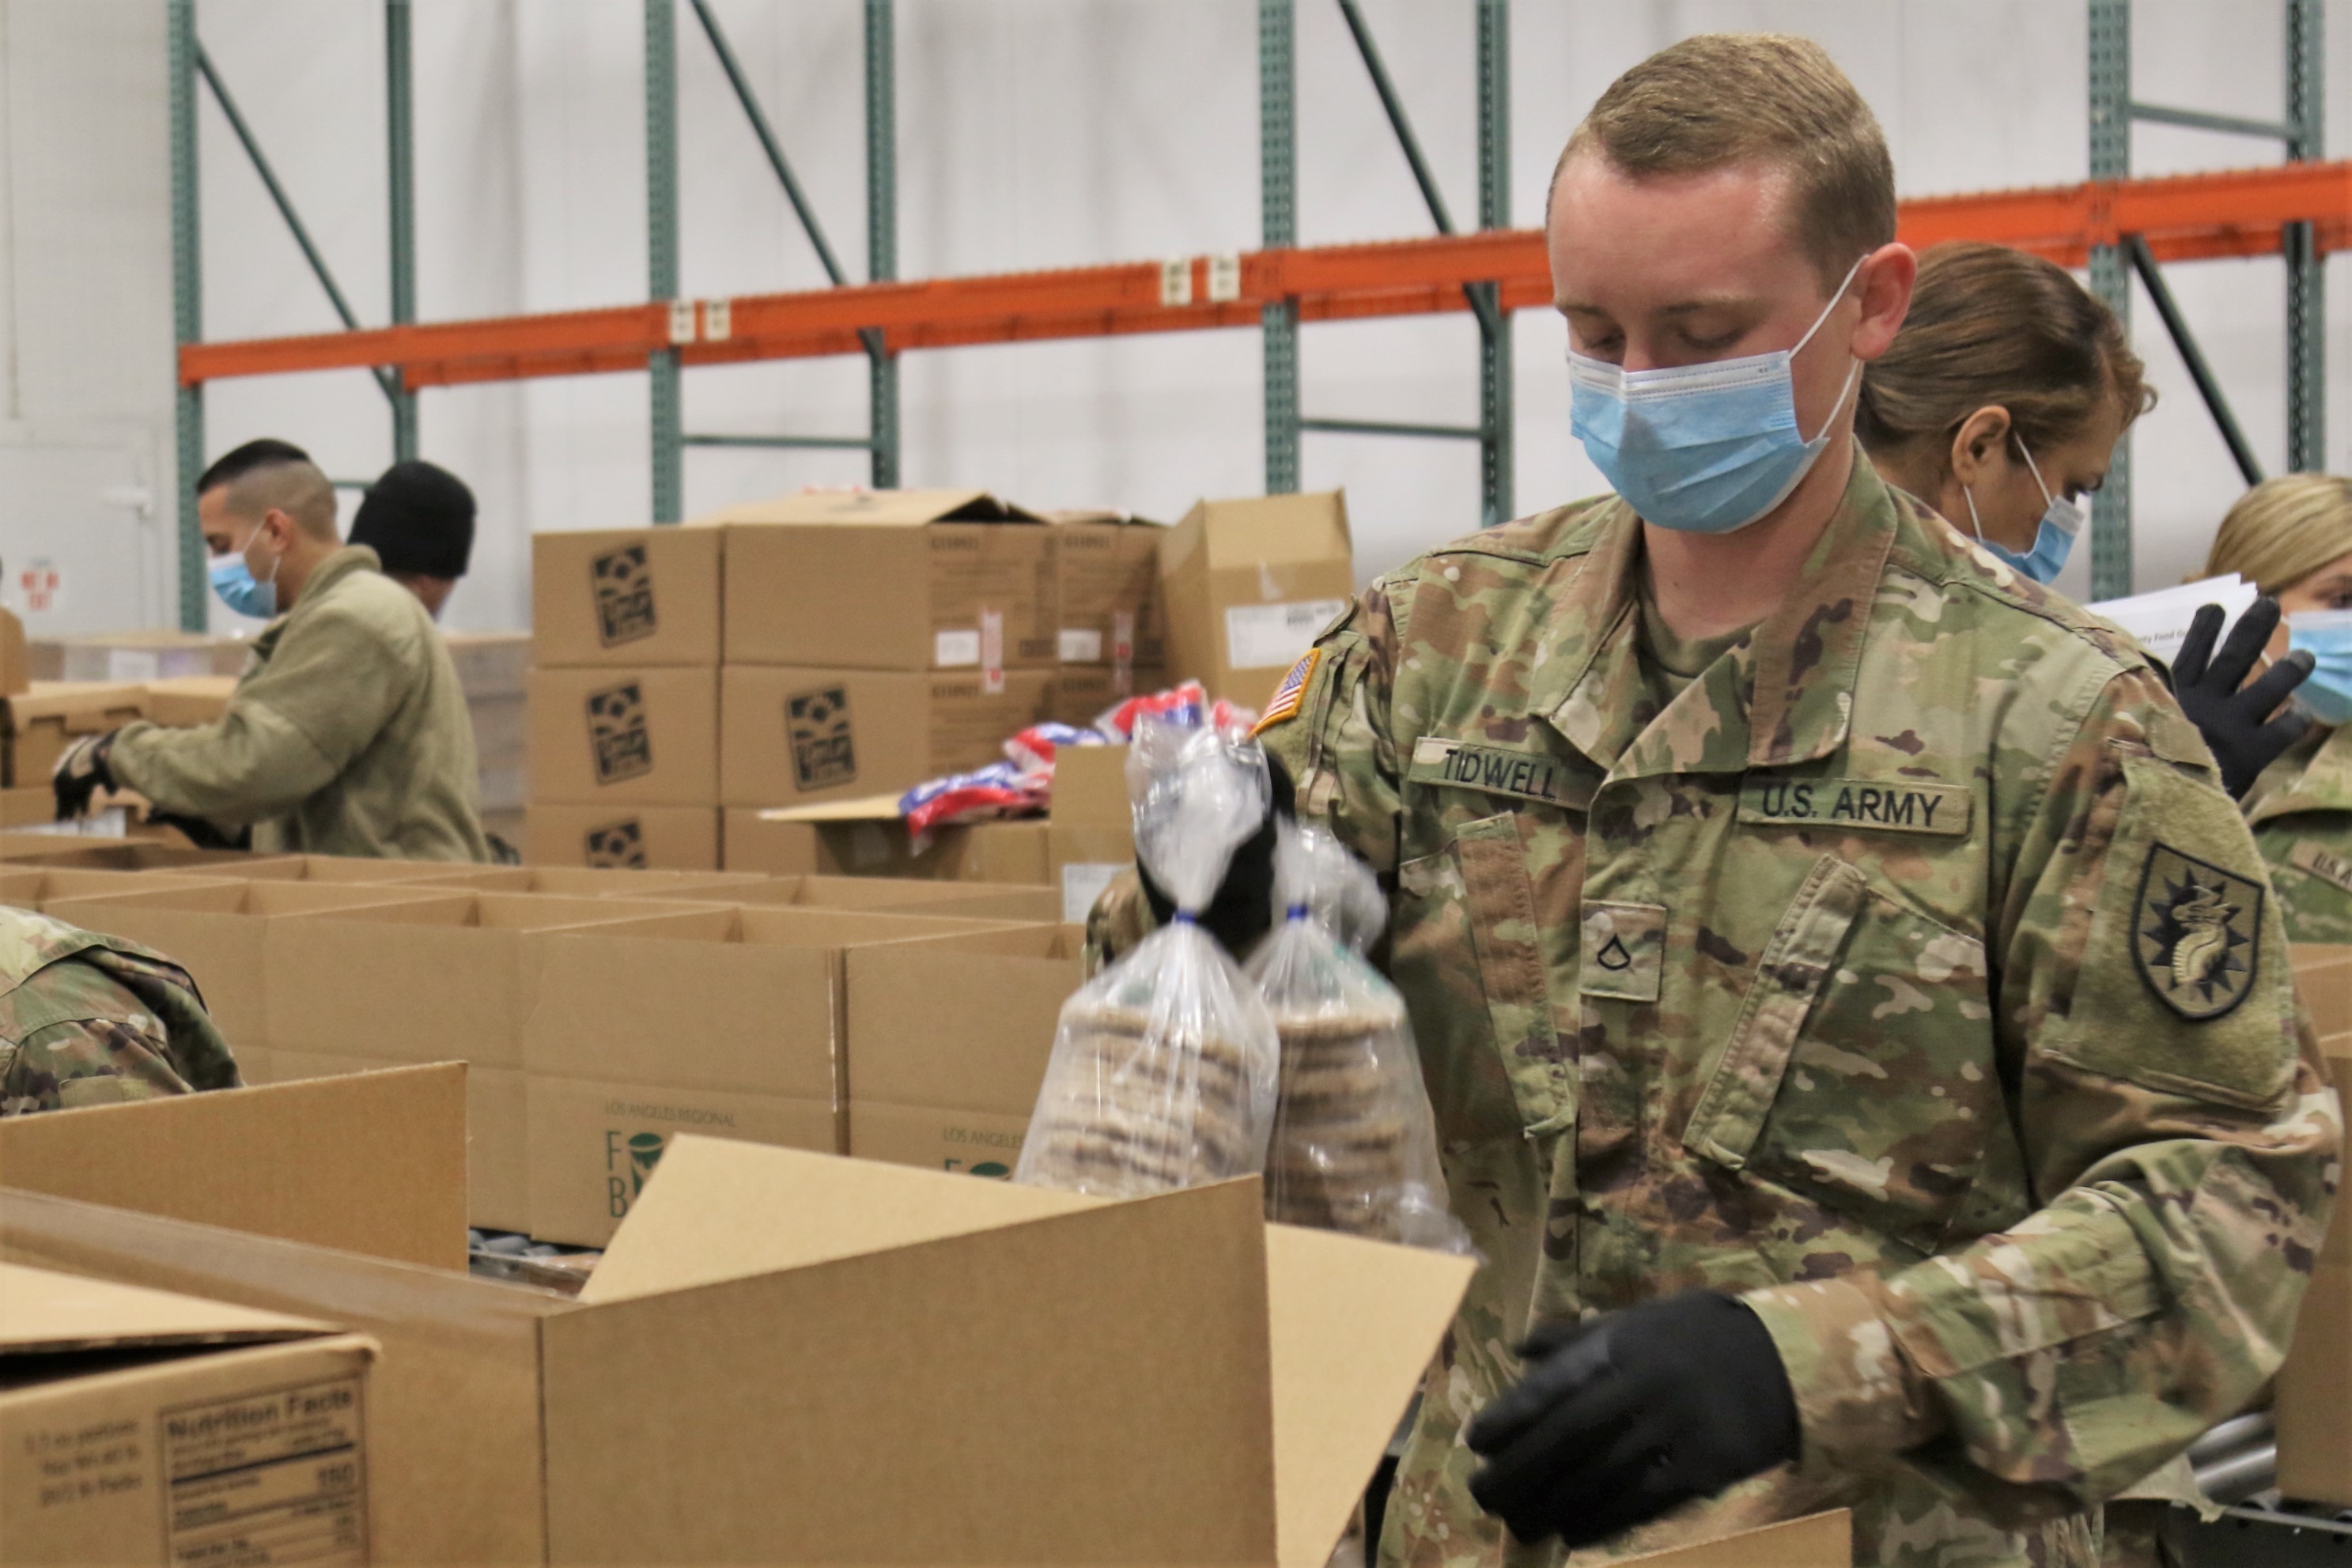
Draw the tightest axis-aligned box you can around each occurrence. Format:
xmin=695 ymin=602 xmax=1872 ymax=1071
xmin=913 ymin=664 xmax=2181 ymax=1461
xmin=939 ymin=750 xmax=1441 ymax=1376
xmin=163 ymin=1376 xmax=368 ymax=1567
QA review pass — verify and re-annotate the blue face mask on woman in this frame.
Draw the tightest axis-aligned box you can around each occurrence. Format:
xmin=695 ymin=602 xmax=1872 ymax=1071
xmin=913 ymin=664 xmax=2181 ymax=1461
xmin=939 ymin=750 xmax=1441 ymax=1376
xmin=2286 ymin=610 xmax=2352 ymax=726
xmin=1963 ymin=436 xmax=2086 ymax=584
xmin=1567 ymin=255 xmax=1866 ymax=535
xmin=210 ymin=537 xmax=280 ymax=619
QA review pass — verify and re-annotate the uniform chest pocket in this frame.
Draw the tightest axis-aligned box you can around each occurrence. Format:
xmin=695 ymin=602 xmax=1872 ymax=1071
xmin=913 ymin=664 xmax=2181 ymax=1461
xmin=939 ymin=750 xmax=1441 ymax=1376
xmin=1683 ymin=854 xmax=1998 ymax=1255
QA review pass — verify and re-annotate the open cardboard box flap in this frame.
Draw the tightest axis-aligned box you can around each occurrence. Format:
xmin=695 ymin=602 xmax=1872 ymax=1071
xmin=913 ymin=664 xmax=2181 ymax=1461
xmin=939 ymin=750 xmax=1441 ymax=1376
xmin=578 ymin=1137 xmax=1474 ymax=1567
xmin=0 ymin=1259 xmax=335 ymax=1354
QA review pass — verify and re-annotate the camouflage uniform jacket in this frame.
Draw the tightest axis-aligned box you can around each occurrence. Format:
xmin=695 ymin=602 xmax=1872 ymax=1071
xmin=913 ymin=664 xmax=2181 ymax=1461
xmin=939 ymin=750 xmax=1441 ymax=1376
xmin=108 ymin=546 xmax=493 ymax=863
xmin=1105 ymin=458 xmax=2339 ymax=1568
xmin=0 ymin=905 xmax=242 ymax=1113
xmin=2241 ymin=720 xmax=2352 ymax=943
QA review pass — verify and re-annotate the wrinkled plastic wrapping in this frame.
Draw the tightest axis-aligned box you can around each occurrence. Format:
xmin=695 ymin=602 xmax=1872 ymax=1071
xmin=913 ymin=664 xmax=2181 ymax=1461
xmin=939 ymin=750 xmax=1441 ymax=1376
xmin=1252 ymin=826 xmax=1469 ymax=1252
xmin=1016 ymin=719 xmax=1280 ymax=1196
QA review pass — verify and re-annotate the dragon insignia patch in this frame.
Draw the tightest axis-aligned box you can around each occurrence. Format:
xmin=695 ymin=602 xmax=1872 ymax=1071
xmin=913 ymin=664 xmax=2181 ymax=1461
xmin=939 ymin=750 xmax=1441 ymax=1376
xmin=2134 ymin=844 xmax=2263 ymax=1021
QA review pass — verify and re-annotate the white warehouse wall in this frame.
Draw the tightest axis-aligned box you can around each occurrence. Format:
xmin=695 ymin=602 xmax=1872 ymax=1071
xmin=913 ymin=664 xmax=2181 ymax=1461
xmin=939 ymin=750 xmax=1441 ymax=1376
xmin=0 ymin=0 xmax=2346 ymax=638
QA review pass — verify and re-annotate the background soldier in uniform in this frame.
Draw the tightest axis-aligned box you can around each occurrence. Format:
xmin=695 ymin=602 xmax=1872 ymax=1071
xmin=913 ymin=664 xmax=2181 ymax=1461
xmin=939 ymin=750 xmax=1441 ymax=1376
xmin=0 ymin=905 xmax=241 ymax=1113
xmin=1096 ymin=32 xmax=2338 ymax=1568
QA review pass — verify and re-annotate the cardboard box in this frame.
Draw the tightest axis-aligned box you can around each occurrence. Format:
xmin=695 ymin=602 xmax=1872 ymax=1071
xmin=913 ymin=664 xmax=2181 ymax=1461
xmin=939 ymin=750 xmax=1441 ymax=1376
xmin=0 ymin=1063 xmax=469 ymax=1271
xmin=0 ymin=866 xmax=235 ymax=912
xmin=720 ymin=663 xmax=1052 ymax=807
xmin=0 ymin=1263 xmax=376 ymax=1568
xmin=0 ymin=604 xmax=26 ymax=696
xmin=2 ymin=1139 xmax=1473 ymax=1568
xmin=442 ymin=630 xmax=532 ymax=697
xmin=29 ymin=629 xmax=253 ymax=684
xmin=42 ymin=882 xmax=480 ymax=1053
xmin=1048 ymin=511 xmax=1165 ymax=667
xmin=2 ymin=681 xmax=147 ymax=787
xmin=522 ymin=803 xmax=722 ymax=870
xmin=678 ymin=871 xmax=1060 ymax=923
xmin=1050 ymin=660 xmax=1167 ymax=727
xmin=417 ymin=863 xmax=766 ymax=897
xmin=531 ymin=527 xmax=720 ymax=667
xmin=712 ymin=489 xmax=1054 ymax=670
xmin=730 ymin=803 xmax=1053 ymax=882
xmin=1160 ymin=489 xmax=1355 ymax=704
xmin=271 ymin=1051 xmax=530 ymax=1234
xmin=1620 ymin=1513 xmax=1851 ymax=1566
xmin=847 ymin=1099 xmax=1032 ymax=1177
xmin=527 ymin=663 xmax=718 ymax=807
xmin=1047 ymin=741 xmax=1135 ymax=924
xmin=139 ymin=674 xmax=239 ymax=727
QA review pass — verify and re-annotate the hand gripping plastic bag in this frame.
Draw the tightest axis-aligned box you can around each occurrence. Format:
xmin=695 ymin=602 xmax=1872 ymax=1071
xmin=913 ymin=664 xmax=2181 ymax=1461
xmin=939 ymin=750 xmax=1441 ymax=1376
xmin=1015 ymin=717 xmax=1281 ymax=1197
xmin=1250 ymin=824 xmax=1469 ymax=1251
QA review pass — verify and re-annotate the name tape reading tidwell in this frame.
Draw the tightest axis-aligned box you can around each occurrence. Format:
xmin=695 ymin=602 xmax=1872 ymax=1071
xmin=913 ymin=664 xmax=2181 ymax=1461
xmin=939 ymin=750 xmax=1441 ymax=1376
xmin=164 ymin=1375 xmax=368 ymax=1567
xmin=1224 ymin=599 xmax=1349 ymax=671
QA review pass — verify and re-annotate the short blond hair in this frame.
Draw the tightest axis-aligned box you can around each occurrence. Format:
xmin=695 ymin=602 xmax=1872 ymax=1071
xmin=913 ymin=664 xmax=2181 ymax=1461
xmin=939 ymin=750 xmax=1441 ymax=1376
xmin=1552 ymin=32 xmax=1896 ymax=289
xmin=2203 ymin=474 xmax=2352 ymax=597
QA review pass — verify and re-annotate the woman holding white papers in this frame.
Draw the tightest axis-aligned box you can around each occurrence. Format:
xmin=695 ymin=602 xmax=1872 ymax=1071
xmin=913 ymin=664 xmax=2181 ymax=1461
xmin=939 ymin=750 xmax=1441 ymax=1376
xmin=2202 ymin=474 xmax=2352 ymax=941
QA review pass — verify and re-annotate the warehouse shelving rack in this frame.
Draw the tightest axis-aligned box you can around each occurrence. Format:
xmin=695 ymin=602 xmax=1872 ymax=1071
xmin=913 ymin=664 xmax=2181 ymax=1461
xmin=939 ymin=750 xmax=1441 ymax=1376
xmin=168 ymin=0 xmax=2346 ymax=630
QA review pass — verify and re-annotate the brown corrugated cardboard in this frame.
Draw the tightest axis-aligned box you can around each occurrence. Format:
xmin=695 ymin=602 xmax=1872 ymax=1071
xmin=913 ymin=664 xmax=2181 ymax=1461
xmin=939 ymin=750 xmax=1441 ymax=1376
xmin=1619 ymin=1513 xmax=1851 ymax=1566
xmin=139 ymin=674 xmax=240 ymax=727
xmin=847 ymin=922 xmax=1082 ymax=1116
xmin=43 ymin=882 xmax=477 ymax=1052
xmin=847 ymin=1099 xmax=1030 ymax=1176
xmin=269 ymin=1049 xmax=531 ymax=1234
xmin=523 ymin=802 xmax=721 ymax=869
xmin=29 ymin=629 xmax=253 ymax=684
xmin=1159 ymin=489 xmax=1355 ymax=704
xmin=0 ymin=1262 xmax=376 ymax=1568
xmin=1049 ymin=660 xmax=1167 ymax=727
xmin=1047 ymin=741 xmax=1135 ymax=923
xmin=3 ymin=681 xmax=147 ymax=787
xmin=531 ymin=527 xmax=721 ymax=667
xmin=731 ymin=803 xmax=1053 ymax=882
xmin=527 ymin=663 xmax=718 ymax=806
xmin=1048 ymin=512 xmax=1165 ymax=667
xmin=0 ymin=605 xmax=27 ymax=696
xmin=442 ymin=630 xmax=532 ymax=697
xmin=667 ymin=871 xmax=1057 ymax=922
xmin=0 ymin=1063 xmax=468 ymax=1271
xmin=3 ymin=840 xmax=289 ymax=875
xmin=414 ymin=863 xmax=766 ymax=896
xmin=3 ymin=1135 xmax=1473 ymax=1568
xmin=713 ymin=489 xmax=1054 ymax=670
xmin=0 ymin=866 xmax=235 ymax=912
xmin=720 ymin=663 xmax=1051 ymax=807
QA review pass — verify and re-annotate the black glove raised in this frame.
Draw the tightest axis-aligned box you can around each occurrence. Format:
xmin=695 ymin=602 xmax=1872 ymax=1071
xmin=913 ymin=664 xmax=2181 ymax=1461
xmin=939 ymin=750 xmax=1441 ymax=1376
xmin=1466 ymin=1290 xmax=1802 ymax=1548
xmin=1137 ymin=750 xmax=1295 ymax=960
xmin=51 ymin=731 xmax=119 ymax=821
xmin=2173 ymin=595 xmax=2313 ymax=799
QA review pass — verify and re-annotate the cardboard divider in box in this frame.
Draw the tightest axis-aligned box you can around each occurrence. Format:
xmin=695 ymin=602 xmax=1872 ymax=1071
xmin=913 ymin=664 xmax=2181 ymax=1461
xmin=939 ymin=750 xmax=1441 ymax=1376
xmin=1 ymin=865 xmax=240 ymax=912
xmin=522 ymin=903 xmax=1041 ymax=1245
xmin=6 ymin=1137 xmax=1474 ymax=1567
xmin=529 ymin=663 xmax=718 ymax=807
xmin=533 ymin=526 xmax=721 ymax=667
xmin=40 ymin=882 xmax=490 ymax=1063
xmin=720 ymin=663 xmax=1053 ymax=809
xmin=2279 ymin=943 xmax=2352 ymax=1509
xmin=649 ymin=870 xmax=1061 ymax=923
xmin=726 ymin=803 xmax=1051 ymax=882
xmin=6 ymin=842 xmax=472 ymax=882
xmin=1 ymin=1263 xmax=379 ymax=1566
xmin=524 ymin=801 xmax=721 ymax=870
xmin=2 ymin=680 xmax=146 ymax=787
xmin=269 ymin=1045 xmax=532 ymax=1231
xmin=845 ymin=923 xmax=1086 ymax=1176
xmin=410 ymin=863 xmax=769 ymax=897
xmin=1160 ymin=489 xmax=1355 ymax=705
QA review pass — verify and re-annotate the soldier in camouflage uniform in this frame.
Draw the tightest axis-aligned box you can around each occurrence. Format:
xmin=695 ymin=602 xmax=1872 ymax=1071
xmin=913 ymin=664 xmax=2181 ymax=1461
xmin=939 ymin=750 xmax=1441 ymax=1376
xmin=0 ymin=905 xmax=242 ymax=1113
xmin=1094 ymin=34 xmax=2338 ymax=1568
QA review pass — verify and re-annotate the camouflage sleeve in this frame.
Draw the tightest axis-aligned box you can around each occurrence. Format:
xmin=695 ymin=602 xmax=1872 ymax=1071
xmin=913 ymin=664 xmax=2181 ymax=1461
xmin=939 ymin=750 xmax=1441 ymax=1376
xmin=1081 ymin=579 xmax=1410 ymax=973
xmin=1745 ymin=664 xmax=2343 ymax=1503
xmin=1 ymin=1016 xmax=203 ymax=1113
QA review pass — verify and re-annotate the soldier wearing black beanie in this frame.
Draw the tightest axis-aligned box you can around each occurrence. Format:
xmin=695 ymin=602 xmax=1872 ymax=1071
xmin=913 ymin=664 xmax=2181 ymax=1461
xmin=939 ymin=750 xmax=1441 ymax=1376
xmin=350 ymin=459 xmax=476 ymax=619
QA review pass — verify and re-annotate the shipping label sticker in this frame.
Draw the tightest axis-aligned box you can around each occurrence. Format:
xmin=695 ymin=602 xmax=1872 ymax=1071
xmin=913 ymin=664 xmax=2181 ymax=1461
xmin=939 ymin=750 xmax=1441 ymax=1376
xmin=584 ymin=818 xmax=649 ymax=869
xmin=934 ymin=629 xmax=982 ymax=668
xmin=590 ymin=544 xmax=658 ymax=647
xmin=1738 ymin=777 xmax=1972 ymax=837
xmin=981 ymin=608 xmax=1007 ymax=696
xmin=786 ymin=685 xmax=858 ymax=792
xmin=1059 ymin=629 xmax=1104 ymax=663
xmin=162 ymin=1375 xmax=369 ymax=1567
xmin=1225 ymin=598 xmax=1350 ymax=671
xmin=585 ymin=682 xmax=653 ymax=784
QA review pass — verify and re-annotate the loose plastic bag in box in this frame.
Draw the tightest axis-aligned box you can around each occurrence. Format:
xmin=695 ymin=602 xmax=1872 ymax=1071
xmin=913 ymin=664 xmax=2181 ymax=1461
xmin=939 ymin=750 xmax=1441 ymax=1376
xmin=1015 ymin=718 xmax=1280 ymax=1197
xmin=1250 ymin=825 xmax=1469 ymax=1251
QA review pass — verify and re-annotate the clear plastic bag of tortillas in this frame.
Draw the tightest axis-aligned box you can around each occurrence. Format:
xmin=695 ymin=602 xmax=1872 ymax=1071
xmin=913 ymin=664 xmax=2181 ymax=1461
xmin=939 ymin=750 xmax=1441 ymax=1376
xmin=1248 ymin=824 xmax=1469 ymax=1251
xmin=1015 ymin=717 xmax=1280 ymax=1198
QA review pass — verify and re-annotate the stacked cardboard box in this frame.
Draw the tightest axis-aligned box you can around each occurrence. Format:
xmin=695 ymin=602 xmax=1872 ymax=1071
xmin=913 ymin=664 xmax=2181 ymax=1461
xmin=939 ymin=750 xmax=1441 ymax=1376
xmin=1160 ymin=489 xmax=1356 ymax=707
xmin=27 ymin=628 xmax=253 ymax=683
xmin=527 ymin=527 xmax=724 ymax=870
xmin=1046 ymin=509 xmax=1166 ymax=726
xmin=446 ymin=630 xmax=532 ymax=840
xmin=703 ymin=490 xmax=1057 ymax=830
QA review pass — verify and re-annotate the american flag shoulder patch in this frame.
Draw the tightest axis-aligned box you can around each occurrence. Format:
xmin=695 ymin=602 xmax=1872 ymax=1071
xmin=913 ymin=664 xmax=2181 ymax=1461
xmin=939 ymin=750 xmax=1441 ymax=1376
xmin=1251 ymin=648 xmax=1320 ymax=735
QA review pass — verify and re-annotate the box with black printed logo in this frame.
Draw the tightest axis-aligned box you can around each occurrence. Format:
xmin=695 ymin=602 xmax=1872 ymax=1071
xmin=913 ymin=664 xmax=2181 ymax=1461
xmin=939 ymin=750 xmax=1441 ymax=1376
xmin=531 ymin=527 xmax=722 ymax=667
xmin=527 ymin=666 xmax=719 ymax=807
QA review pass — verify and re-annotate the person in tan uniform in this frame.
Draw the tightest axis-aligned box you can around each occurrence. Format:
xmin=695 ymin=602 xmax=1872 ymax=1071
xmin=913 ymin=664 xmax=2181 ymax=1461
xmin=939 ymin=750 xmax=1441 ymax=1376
xmin=51 ymin=440 xmax=492 ymax=862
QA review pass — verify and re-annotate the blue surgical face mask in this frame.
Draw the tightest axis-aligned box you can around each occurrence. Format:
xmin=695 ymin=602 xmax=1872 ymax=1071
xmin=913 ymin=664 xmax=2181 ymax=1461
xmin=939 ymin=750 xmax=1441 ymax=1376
xmin=1964 ymin=436 xmax=2086 ymax=584
xmin=1568 ymin=254 xmax=1867 ymax=534
xmin=2287 ymin=610 xmax=2352 ymax=726
xmin=210 ymin=532 xmax=280 ymax=619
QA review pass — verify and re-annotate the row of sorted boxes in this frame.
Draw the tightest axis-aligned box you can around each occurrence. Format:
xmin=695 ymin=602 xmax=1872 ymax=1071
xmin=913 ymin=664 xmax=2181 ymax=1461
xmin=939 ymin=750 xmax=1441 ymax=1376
xmin=4 ymin=850 xmax=1087 ymax=1247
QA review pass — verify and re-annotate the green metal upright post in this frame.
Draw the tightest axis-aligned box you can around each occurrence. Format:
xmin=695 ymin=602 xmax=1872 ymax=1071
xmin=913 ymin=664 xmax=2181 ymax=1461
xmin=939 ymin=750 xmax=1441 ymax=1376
xmin=646 ymin=0 xmax=683 ymax=523
xmin=1476 ymin=0 xmax=1511 ymax=527
xmin=169 ymin=0 xmax=206 ymax=631
xmin=1260 ymin=0 xmax=1299 ymax=495
xmin=386 ymin=0 xmax=418 ymax=462
xmin=2086 ymin=0 xmax=2132 ymax=597
xmin=2286 ymin=0 xmax=2325 ymax=473
xmin=866 ymin=0 xmax=899 ymax=489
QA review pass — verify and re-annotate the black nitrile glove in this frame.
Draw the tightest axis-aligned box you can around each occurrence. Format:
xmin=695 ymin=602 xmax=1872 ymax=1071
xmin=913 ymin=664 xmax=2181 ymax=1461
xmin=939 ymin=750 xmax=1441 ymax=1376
xmin=2173 ymin=595 xmax=2313 ymax=799
xmin=142 ymin=809 xmax=250 ymax=853
xmin=50 ymin=731 xmax=119 ymax=821
xmin=1465 ymin=1290 xmax=1802 ymax=1548
xmin=1138 ymin=751 xmax=1295 ymax=960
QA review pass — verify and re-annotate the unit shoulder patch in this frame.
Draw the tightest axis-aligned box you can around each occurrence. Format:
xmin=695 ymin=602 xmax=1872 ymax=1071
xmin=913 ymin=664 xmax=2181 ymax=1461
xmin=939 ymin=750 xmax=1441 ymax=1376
xmin=1737 ymin=777 xmax=1972 ymax=837
xmin=1251 ymin=648 xmax=1319 ymax=735
xmin=2133 ymin=843 xmax=2264 ymax=1021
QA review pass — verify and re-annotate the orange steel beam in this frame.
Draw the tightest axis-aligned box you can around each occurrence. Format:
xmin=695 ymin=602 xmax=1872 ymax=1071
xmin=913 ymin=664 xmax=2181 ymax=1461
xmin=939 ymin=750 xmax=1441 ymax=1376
xmin=178 ymin=160 xmax=2351 ymax=391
